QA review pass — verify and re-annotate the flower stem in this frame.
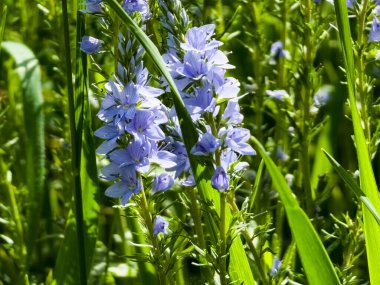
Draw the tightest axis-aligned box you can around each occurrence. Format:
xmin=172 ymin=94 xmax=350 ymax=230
xmin=219 ymin=192 xmax=227 ymax=285
xmin=227 ymin=195 xmax=269 ymax=285
xmin=139 ymin=180 xmax=167 ymax=285
xmin=356 ymin=0 xmax=371 ymax=143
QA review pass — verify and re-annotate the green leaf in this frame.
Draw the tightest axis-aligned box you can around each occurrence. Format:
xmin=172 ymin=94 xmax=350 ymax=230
xmin=54 ymin=10 xmax=99 ymax=285
xmin=1 ymin=41 xmax=46 ymax=267
xmin=323 ymin=150 xmax=380 ymax=226
xmin=103 ymin=1 xmax=255 ymax=283
xmin=251 ymin=136 xmax=341 ymax=285
xmin=333 ymin=0 xmax=380 ymax=283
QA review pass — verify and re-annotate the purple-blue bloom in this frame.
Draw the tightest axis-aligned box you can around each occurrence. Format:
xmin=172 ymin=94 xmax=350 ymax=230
xmin=211 ymin=166 xmax=229 ymax=191
xmin=80 ymin=36 xmax=103 ymax=54
xmin=369 ymin=16 xmax=380 ymax=42
xmin=152 ymin=173 xmax=174 ymax=193
xmin=191 ymin=131 xmax=221 ymax=156
xmin=122 ymin=0 xmax=150 ymax=20
xmin=83 ymin=0 xmax=102 ymax=13
xmin=126 ymin=109 xmax=165 ymax=141
xmin=154 ymin=215 xmax=169 ymax=235
xmin=269 ymin=41 xmax=289 ymax=64
xmin=180 ymin=24 xmax=221 ymax=53
xmin=105 ymin=165 xmax=141 ymax=205
xmin=270 ymin=257 xmax=283 ymax=277
xmin=220 ymin=127 xmax=256 ymax=155
xmin=266 ymin=89 xmax=290 ymax=101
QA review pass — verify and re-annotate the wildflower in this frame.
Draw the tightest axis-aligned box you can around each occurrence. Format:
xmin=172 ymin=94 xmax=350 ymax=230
xmin=152 ymin=173 xmax=174 ymax=193
xmin=105 ymin=165 xmax=141 ymax=205
xmin=191 ymin=130 xmax=221 ymax=156
xmin=266 ymin=89 xmax=290 ymax=101
xmin=347 ymin=0 xmax=355 ymax=8
xmin=122 ymin=0 xmax=150 ymax=20
xmin=80 ymin=36 xmax=103 ymax=54
xmin=211 ymin=166 xmax=230 ymax=191
xmin=126 ymin=109 xmax=165 ymax=141
xmin=83 ymin=0 xmax=102 ymax=13
xmin=180 ymin=24 xmax=221 ymax=53
xmin=220 ymin=127 xmax=256 ymax=155
xmin=269 ymin=41 xmax=289 ymax=64
xmin=154 ymin=215 xmax=169 ymax=235
xmin=270 ymin=257 xmax=283 ymax=277
xmin=222 ymin=100 xmax=243 ymax=124
xmin=369 ymin=16 xmax=380 ymax=42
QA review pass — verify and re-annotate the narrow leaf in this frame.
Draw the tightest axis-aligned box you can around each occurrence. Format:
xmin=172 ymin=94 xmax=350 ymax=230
xmin=54 ymin=9 xmax=99 ymax=285
xmin=2 ymin=41 xmax=45 ymax=267
xmin=333 ymin=0 xmax=380 ymax=283
xmin=323 ymin=149 xmax=380 ymax=226
xmin=251 ymin=136 xmax=341 ymax=285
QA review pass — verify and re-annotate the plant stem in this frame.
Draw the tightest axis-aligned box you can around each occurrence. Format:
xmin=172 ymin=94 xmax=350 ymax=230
xmin=61 ymin=0 xmax=87 ymax=284
xmin=227 ymin=195 xmax=269 ymax=285
xmin=249 ymin=1 xmax=264 ymax=141
xmin=216 ymin=0 xmax=224 ymax=35
xmin=356 ymin=0 xmax=371 ymax=143
xmin=300 ymin=0 xmax=314 ymax=215
xmin=139 ymin=180 xmax=167 ymax=285
xmin=220 ymin=192 xmax=227 ymax=285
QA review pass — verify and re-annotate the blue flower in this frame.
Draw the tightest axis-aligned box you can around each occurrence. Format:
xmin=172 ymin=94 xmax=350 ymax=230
xmin=222 ymin=100 xmax=243 ymax=124
xmin=152 ymin=173 xmax=174 ymax=193
xmin=191 ymin=130 xmax=221 ymax=156
xmin=126 ymin=109 xmax=165 ymax=141
xmin=154 ymin=215 xmax=169 ymax=235
xmin=180 ymin=24 xmax=221 ymax=53
xmin=80 ymin=36 xmax=103 ymax=54
xmin=122 ymin=0 xmax=150 ymax=20
xmin=270 ymin=257 xmax=283 ymax=277
xmin=220 ymin=127 xmax=256 ymax=155
xmin=177 ymin=51 xmax=210 ymax=81
xmin=266 ymin=89 xmax=290 ymax=101
xmin=105 ymin=165 xmax=141 ymax=205
xmin=211 ymin=166 xmax=229 ymax=191
xmin=369 ymin=16 xmax=380 ymax=42
xmin=269 ymin=41 xmax=289 ymax=64
xmin=83 ymin=0 xmax=102 ymax=13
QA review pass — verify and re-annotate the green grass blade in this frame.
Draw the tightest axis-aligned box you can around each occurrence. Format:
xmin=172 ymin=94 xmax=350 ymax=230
xmin=249 ymin=159 xmax=264 ymax=213
xmin=333 ymin=0 xmax=380 ymax=283
xmin=0 ymin=5 xmax=7 ymax=46
xmin=251 ymin=136 xmax=341 ymax=285
xmin=1 ymin=41 xmax=45 ymax=268
xmin=103 ymin=1 xmax=255 ymax=283
xmin=323 ymin=150 xmax=380 ymax=226
xmin=54 ymin=10 xmax=99 ymax=285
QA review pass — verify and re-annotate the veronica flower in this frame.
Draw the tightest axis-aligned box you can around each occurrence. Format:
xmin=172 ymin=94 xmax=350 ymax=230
xmin=266 ymin=89 xmax=290 ymax=101
xmin=180 ymin=24 xmax=221 ymax=53
xmin=270 ymin=257 xmax=283 ymax=277
xmin=269 ymin=41 xmax=290 ymax=64
xmin=80 ymin=36 xmax=103 ymax=54
xmin=152 ymin=173 xmax=174 ymax=193
xmin=83 ymin=0 xmax=102 ymax=13
xmin=177 ymin=51 xmax=211 ymax=81
xmin=222 ymin=100 xmax=243 ymax=124
xmin=126 ymin=109 xmax=165 ymax=141
xmin=219 ymin=127 xmax=255 ymax=155
xmin=191 ymin=130 xmax=221 ymax=156
xmin=154 ymin=215 xmax=169 ymax=235
xmin=369 ymin=16 xmax=380 ymax=42
xmin=211 ymin=166 xmax=230 ymax=191
xmin=105 ymin=165 xmax=141 ymax=205
xmin=122 ymin=0 xmax=150 ymax=20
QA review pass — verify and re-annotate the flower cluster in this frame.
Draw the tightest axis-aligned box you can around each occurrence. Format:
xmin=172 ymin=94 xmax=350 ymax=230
xmin=85 ymin=0 xmax=177 ymax=205
xmin=161 ymin=22 xmax=255 ymax=191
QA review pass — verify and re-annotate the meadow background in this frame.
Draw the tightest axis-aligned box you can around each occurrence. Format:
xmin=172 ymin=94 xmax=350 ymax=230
xmin=1 ymin=0 xmax=380 ymax=284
